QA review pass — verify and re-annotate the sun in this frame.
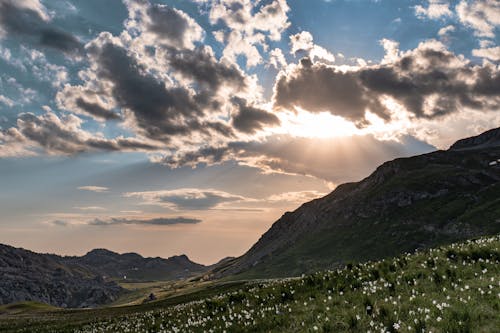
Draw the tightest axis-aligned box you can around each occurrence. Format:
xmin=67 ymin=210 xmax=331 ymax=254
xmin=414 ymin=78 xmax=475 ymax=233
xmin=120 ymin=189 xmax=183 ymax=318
xmin=276 ymin=109 xmax=361 ymax=139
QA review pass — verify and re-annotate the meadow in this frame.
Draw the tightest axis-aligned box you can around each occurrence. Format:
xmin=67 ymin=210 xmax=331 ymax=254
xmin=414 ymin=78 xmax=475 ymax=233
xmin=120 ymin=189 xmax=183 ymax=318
xmin=1 ymin=234 xmax=498 ymax=333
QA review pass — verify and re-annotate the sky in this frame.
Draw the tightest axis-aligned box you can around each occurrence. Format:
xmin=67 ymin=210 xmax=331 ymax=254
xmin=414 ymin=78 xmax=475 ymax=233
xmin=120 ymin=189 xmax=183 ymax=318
xmin=0 ymin=0 xmax=499 ymax=264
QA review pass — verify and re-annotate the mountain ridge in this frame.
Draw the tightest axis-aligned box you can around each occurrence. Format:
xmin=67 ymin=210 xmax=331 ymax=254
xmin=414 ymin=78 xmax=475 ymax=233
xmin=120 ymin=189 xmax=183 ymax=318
xmin=0 ymin=243 xmax=209 ymax=307
xmin=209 ymin=127 xmax=500 ymax=279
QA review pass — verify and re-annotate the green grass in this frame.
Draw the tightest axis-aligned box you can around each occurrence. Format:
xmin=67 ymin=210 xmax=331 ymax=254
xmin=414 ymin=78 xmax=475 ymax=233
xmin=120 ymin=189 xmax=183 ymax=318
xmin=0 ymin=302 xmax=58 ymax=316
xmin=1 ymin=234 xmax=498 ymax=332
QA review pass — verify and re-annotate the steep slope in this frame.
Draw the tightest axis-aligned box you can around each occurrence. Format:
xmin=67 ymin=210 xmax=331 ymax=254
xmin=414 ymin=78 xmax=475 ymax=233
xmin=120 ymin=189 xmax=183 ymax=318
xmin=212 ymin=127 xmax=500 ymax=279
xmin=63 ymin=249 xmax=207 ymax=281
xmin=0 ymin=244 xmax=122 ymax=308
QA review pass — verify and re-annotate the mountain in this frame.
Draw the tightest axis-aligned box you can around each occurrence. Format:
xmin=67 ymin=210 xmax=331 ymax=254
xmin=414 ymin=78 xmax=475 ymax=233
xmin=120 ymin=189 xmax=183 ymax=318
xmin=211 ymin=127 xmax=500 ymax=279
xmin=62 ymin=248 xmax=207 ymax=281
xmin=0 ymin=245 xmax=208 ymax=308
xmin=450 ymin=127 xmax=500 ymax=150
xmin=0 ymin=244 xmax=122 ymax=308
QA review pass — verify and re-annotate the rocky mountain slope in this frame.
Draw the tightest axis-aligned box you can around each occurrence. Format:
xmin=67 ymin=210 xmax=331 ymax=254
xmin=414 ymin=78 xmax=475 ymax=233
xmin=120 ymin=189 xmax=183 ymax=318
xmin=211 ymin=127 xmax=500 ymax=279
xmin=0 ymin=245 xmax=208 ymax=307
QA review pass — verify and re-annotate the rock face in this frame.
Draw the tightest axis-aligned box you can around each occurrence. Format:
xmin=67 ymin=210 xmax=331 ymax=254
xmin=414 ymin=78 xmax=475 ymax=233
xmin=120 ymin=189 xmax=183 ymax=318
xmin=211 ymin=127 xmax=500 ymax=279
xmin=0 ymin=245 xmax=122 ymax=308
xmin=0 ymin=246 xmax=208 ymax=307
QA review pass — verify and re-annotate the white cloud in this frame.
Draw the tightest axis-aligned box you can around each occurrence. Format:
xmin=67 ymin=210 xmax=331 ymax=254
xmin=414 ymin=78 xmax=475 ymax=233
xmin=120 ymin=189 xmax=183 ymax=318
xmin=268 ymin=48 xmax=287 ymax=69
xmin=74 ymin=206 xmax=106 ymax=211
xmin=415 ymin=0 xmax=452 ymax=20
xmin=438 ymin=25 xmax=455 ymax=37
xmin=77 ymin=186 xmax=109 ymax=193
xmin=207 ymin=0 xmax=290 ymax=67
xmin=267 ymin=190 xmax=326 ymax=203
xmin=0 ymin=94 xmax=14 ymax=107
xmin=472 ymin=45 xmax=500 ymax=61
xmin=380 ymin=39 xmax=400 ymax=64
xmin=290 ymin=31 xmax=335 ymax=63
xmin=456 ymin=0 xmax=500 ymax=38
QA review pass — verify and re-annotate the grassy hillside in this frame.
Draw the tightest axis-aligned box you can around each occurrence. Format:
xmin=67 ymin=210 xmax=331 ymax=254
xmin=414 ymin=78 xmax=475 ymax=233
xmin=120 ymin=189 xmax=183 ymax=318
xmin=1 ymin=234 xmax=498 ymax=332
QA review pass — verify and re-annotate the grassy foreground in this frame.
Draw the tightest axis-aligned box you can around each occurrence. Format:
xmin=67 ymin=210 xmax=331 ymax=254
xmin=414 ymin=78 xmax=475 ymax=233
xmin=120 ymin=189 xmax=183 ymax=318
xmin=1 ymin=235 xmax=499 ymax=333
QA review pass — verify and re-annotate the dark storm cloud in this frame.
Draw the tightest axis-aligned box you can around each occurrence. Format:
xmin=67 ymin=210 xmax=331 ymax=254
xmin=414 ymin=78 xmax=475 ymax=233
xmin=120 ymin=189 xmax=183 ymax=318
xmin=75 ymin=98 xmax=121 ymax=120
xmin=87 ymin=39 xmax=233 ymax=141
xmin=88 ymin=216 xmax=201 ymax=226
xmin=38 ymin=29 xmax=82 ymax=54
xmin=125 ymin=0 xmax=204 ymax=48
xmin=11 ymin=112 xmax=158 ymax=155
xmin=231 ymin=97 xmax=280 ymax=134
xmin=0 ymin=0 xmax=82 ymax=54
xmin=168 ymin=46 xmax=247 ymax=91
xmin=274 ymin=42 xmax=500 ymax=123
xmin=146 ymin=5 xmax=193 ymax=46
xmin=274 ymin=57 xmax=388 ymax=124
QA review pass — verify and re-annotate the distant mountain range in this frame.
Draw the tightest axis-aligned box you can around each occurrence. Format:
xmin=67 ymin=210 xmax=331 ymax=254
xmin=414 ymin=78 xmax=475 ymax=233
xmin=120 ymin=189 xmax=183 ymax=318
xmin=209 ymin=127 xmax=500 ymax=279
xmin=0 ymin=245 xmax=208 ymax=308
xmin=63 ymin=248 xmax=207 ymax=281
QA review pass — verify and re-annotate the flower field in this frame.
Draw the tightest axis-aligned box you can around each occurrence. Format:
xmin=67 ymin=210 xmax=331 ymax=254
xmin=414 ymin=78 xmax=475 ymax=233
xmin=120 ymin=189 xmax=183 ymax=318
xmin=2 ymin=235 xmax=499 ymax=333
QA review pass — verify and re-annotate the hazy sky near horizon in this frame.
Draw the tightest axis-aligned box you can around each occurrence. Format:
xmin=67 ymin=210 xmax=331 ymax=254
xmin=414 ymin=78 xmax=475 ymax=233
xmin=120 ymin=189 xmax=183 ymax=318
xmin=0 ymin=0 xmax=499 ymax=264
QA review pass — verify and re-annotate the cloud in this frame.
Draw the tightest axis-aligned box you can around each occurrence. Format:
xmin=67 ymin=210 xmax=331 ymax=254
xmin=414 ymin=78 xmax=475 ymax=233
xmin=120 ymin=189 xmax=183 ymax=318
xmin=231 ymin=97 xmax=280 ymax=134
xmin=161 ymin=133 xmax=436 ymax=183
xmin=87 ymin=37 xmax=210 ymax=141
xmin=77 ymin=186 xmax=109 ymax=193
xmin=415 ymin=0 xmax=452 ymax=20
xmin=51 ymin=216 xmax=202 ymax=226
xmin=472 ymin=45 xmax=500 ymax=61
xmin=88 ymin=216 xmax=201 ymax=226
xmin=456 ymin=0 xmax=500 ymax=38
xmin=0 ymin=0 xmax=82 ymax=54
xmin=268 ymin=48 xmax=287 ymax=69
xmin=167 ymin=45 xmax=247 ymax=92
xmin=290 ymin=31 xmax=335 ymax=63
xmin=74 ymin=206 xmax=107 ymax=211
xmin=52 ymin=1 xmax=272 ymax=153
xmin=126 ymin=187 xmax=326 ymax=211
xmin=124 ymin=0 xmax=204 ymax=49
xmin=267 ymin=190 xmax=326 ymax=203
xmin=207 ymin=0 xmax=290 ymax=67
xmin=51 ymin=219 xmax=68 ymax=226
xmin=125 ymin=188 xmax=247 ymax=210
xmin=0 ymin=94 xmax=14 ymax=107
xmin=273 ymin=57 xmax=388 ymax=124
xmin=75 ymin=98 xmax=121 ymax=121
xmin=438 ymin=25 xmax=455 ymax=37
xmin=273 ymin=40 xmax=500 ymax=124
xmin=0 ymin=111 xmax=159 ymax=156
xmin=56 ymin=85 xmax=121 ymax=121
xmin=3 ymin=0 xmax=277 ymax=160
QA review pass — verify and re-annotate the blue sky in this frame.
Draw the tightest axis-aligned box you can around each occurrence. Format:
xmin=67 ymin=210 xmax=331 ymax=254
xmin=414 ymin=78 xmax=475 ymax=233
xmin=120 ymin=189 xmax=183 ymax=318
xmin=0 ymin=0 xmax=499 ymax=263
